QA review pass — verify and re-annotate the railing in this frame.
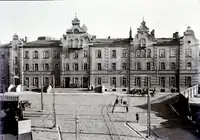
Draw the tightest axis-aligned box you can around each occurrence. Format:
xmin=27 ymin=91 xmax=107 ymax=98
xmin=180 ymin=85 xmax=198 ymax=99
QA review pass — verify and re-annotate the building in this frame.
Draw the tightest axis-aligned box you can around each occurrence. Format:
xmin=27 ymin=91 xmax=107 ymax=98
xmin=0 ymin=15 xmax=199 ymax=93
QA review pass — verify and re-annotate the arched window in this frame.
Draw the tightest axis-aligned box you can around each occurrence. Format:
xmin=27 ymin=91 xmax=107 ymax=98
xmin=69 ymin=39 xmax=73 ymax=48
xmin=75 ymin=38 xmax=79 ymax=48
xmin=80 ymin=39 xmax=83 ymax=47
xmin=147 ymin=49 xmax=151 ymax=57
xmin=74 ymin=29 xmax=79 ymax=33
xmin=140 ymin=38 xmax=146 ymax=47
xmin=141 ymin=50 xmax=146 ymax=57
xmin=136 ymin=50 xmax=141 ymax=57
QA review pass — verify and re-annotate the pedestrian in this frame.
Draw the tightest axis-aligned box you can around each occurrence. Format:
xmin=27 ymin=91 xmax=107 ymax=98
xmin=136 ymin=112 xmax=139 ymax=123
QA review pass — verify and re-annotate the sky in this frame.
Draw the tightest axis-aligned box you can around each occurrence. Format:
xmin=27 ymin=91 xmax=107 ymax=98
xmin=0 ymin=0 xmax=200 ymax=43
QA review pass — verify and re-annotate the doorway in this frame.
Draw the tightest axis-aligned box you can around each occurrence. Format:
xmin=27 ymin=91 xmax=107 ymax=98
xmin=65 ymin=77 xmax=70 ymax=88
xmin=83 ymin=77 xmax=88 ymax=88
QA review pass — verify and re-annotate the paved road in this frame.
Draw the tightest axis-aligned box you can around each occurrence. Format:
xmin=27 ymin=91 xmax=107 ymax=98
xmin=18 ymin=92 xmax=200 ymax=140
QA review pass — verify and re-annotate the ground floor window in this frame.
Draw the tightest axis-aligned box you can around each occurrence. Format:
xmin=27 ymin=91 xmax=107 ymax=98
xmin=135 ymin=77 xmax=141 ymax=87
xmin=25 ymin=77 xmax=29 ymax=87
xmin=185 ymin=76 xmax=192 ymax=87
xmin=97 ymin=77 xmax=101 ymax=85
xmin=110 ymin=77 xmax=116 ymax=86
xmin=33 ymin=77 xmax=39 ymax=87
xmin=169 ymin=77 xmax=176 ymax=87
xmin=122 ymin=77 xmax=127 ymax=87
xmin=144 ymin=77 xmax=151 ymax=87
xmin=44 ymin=77 xmax=49 ymax=86
xmin=159 ymin=77 xmax=165 ymax=88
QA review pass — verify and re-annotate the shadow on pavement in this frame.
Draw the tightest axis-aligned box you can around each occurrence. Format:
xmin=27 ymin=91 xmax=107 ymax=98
xmin=135 ymin=94 xmax=200 ymax=140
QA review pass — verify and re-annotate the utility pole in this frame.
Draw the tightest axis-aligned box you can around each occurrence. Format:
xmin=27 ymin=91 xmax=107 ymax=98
xmin=75 ymin=111 xmax=79 ymax=140
xmin=147 ymin=79 xmax=151 ymax=138
xmin=176 ymin=36 xmax=181 ymax=93
xmin=52 ymin=73 xmax=56 ymax=128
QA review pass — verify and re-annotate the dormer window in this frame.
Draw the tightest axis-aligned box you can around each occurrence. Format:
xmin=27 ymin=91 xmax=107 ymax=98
xmin=74 ymin=29 xmax=79 ymax=33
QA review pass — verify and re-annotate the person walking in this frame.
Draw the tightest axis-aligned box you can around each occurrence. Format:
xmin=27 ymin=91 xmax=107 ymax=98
xmin=136 ymin=112 xmax=139 ymax=123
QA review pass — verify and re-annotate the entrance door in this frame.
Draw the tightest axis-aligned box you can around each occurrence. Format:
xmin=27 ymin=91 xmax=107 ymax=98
xmin=65 ymin=77 xmax=70 ymax=88
xmin=83 ymin=77 xmax=88 ymax=88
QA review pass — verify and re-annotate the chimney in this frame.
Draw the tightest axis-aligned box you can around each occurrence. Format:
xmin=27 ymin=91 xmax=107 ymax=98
xmin=108 ymin=36 xmax=111 ymax=39
xmin=25 ymin=36 xmax=28 ymax=42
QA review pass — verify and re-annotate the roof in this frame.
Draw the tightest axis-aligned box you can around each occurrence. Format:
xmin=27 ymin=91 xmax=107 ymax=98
xmin=92 ymin=38 xmax=131 ymax=47
xmin=0 ymin=43 xmax=11 ymax=48
xmin=154 ymin=37 xmax=182 ymax=46
xmin=93 ymin=38 xmax=128 ymax=43
xmin=23 ymin=39 xmax=61 ymax=47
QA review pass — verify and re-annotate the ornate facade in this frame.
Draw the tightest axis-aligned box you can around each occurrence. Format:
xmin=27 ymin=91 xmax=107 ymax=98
xmin=0 ymin=16 xmax=199 ymax=93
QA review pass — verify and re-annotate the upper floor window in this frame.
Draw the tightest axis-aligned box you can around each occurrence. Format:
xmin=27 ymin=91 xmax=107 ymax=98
xmin=185 ymin=49 xmax=192 ymax=57
xmin=146 ymin=62 xmax=151 ymax=70
xmin=44 ymin=63 xmax=49 ymax=71
xmin=186 ymin=62 xmax=192 ymax=70
xmin=111 ymin=50 xmax=116 ymax=58
xmin=97 ymin=63 xmax=102 ymax=70
xmin=159 ymin=77 xmax=165 ymax=87
xmin=84 ymin=63 xmax=88 ymax=70
xmin=69 ymin=39 xmax=73 ymax=48
xmin=73 ymin=63 xmax=78 ymax=71
xmin=169 ymin=77 xmax=176 ymax=87
xmin=14 ymin=57 xmax=18 ymax=64
xmin=80 ymin=39 xmax=83 ymax=47
xmin=24 ymin=51 xmax=29 ymax=59
xmin=64 ymin=63 xmax=69 ymax=71
xmin=122 ymin=63 xmax=127 ymax=70
xmin=74 ymin=51 xmax=78 ymax=59
xmin=33 ymin=51 xmax=39 ymax=59
xmin=1 ymin=52 xmax=5 ymax=59
xmin=96 ymin=50 xmax=101 ymax=58
xmin=169 ymin=49 xmax=176 ymax=57
xmin=75 ymin=38 xmax=79 ymax=48
xmin=140 ymin=38 xmax=146 ymax=47
xmin=122 ymin=49 xmax=127 ymax=57
xmin=170 ymin=62 xmax=176 ymax=70
xmin=160 ymin=62 xmax=165 ymax=70
xmin=141 ymin=50 xmax=146 ymax=57
xmin=136 ymin=62 xmax=141 ymax=70
xmin=25 ymin=64 xmax=29 ymax=71
xmin=185 ymin=76 xmax=191 ymax=87
xmin=34 ymin=63 xmax=38 ymax=71
xmin=84 ymin=50 xmax=87 ymax=58
xmin=159 ymin=49 xmax=165 ymax=58
xmin=147 ymin=49 xmax=151 ymax=57
xmin=136 ymin=50 xmax=140 ymax=57
xmin=54 ymin=52 xmax=59 ymax=59
xmin=43 ymin=51 xmax=49 ymax=59
xmin=111 ymin=63 xmax=116 ymax=70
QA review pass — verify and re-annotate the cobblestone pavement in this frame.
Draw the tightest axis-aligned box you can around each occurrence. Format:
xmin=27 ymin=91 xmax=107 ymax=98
xmin=18 ymin=92 xmax=200 ymax=140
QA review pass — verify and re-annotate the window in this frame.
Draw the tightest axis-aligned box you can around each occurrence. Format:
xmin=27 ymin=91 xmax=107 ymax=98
xmin=74 ymin=77 xmax=78 ymax=84
xmin=159 ymin=49 xmax=165 ymax=58
xmin=97 ymin=77 xmax=101 ymax=85
xmin=185 ymin=76 xmax=191 ymax=87
xmin=122 ymin=63 xmax=127 ymax=70
xmin=1 ymin=52 xmax=5 ymax=59
xmin=44 ymin=77 xmax=49 ymax=86
xmin=160 ymin=62 xmax=165 ymax=70
xmin=135 ymin=77 xmax=141 ymax=87
xmin=84 ymin=63 xmax=88 ymax=70
xmin=122 ymin=77 xmax=127 ymax=87
xmin=186 ymin=62 xmax=192 ymax=70
xmin=112 ymin=77 xmax=116 ymax=86
xmin=44 ymin=63 xmax=49 ymax=71
xmin=75 ymin=38 xmax=79 ymax=48
xmin=136 ymin=62 xmax=141 ymax=70
xmin=140 ymin=38 xmax=146 ymax=47
xmin=25 ymin=77 xmax=29 ymax=86
xmin=1 ymin=77 xmax=4 ymax=84
xmin=69 ymin=39 xmax=73 ymax=48
xmin=136 ymin=50 xmax=140 ymax=57
xmin=74 ymin=51 xmax=78 ymax=59
xmin=33 ymin=51 xmax=39 ymax=59
xmin=33 ymin=77 xmax=39 ymax=87
xmin=97 ymin=63 xmax=102 ymax=70
xmin=15 ymin=68 xmax=18 ymax=75
xmin=122 ymin=49 xmax=127 ymax=57
xmin=147 ymin=49 xmax=151 ymax=57
xmin=34 ymin=63 xmax=38 ymax=71
xmin=144 ymin=77 xmax=150 ymax=87
xmin=170 ymin=49 xmax=176 ymax=57
xmin=111 ymin=63 xmax=116 ymax=70
xmin=146 ymin=62 xmax=151 ymax=70
xmin=80 ymin=39 xmax=83 ymax=47
xmin=111 ymin=50 xmax=116 ymax=58
xmin=169 ymin=77 xmax=176 ymax=87
xmin=64 ymin=63 xmax=69 ymax=71
xmin=170 ymin=62 xmax=176 ymax=70
xmin=84 ymin=50 xmax=87 ymax=58
xmin=14 ymin=57 xmax=17 ymax=64
xmin=24 ymin=51 xmax=29 ymax=59
xmin=74 ymin=63 xmax=78 ymax=71
xmin=185 ymin=49 xmax=192 ymax=57
xmin=96 ymin=50 xmax=101 ymax=58
xmin=74 ymin=29 xmax=79 ymax=34
xmin=25 ymin=64 xmax=29 ymax=71
xmin=159 ymin=77 xmax=165 ymax=87
xmin=141 ymin=50 xmax=146 ymax=57
xmin=43 ymin=51 xmax=49 ymax=59
xmin=55 ymin=64 xmax=59 ymax=69
xmin=54 ymin=52 xmax=59 ymax=59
